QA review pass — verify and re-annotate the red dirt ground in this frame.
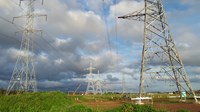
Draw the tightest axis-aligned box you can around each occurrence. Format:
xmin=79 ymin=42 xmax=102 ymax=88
xmin=154 ymin=103 xmax=200 ymax=112
xmin=84 ymin=100 xmax=200 ymax=112
xmin=83 ymin=100 xmax=123 ymax=110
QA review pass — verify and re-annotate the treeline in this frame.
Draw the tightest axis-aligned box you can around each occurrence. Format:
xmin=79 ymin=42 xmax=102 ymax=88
xmin=0 ymin=88 xmax=19 ymax=95
xmin=0 ymin=88 xmax=6 ymax=95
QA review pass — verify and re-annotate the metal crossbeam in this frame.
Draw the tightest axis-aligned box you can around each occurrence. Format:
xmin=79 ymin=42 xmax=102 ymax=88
xmin=6 ymin=0 xmax=47 ymax=95
xmin=119 ymin=0 xmax=198 ymax=103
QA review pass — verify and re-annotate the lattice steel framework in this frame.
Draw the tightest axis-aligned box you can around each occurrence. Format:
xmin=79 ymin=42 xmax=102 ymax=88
xmin=6 ymin=0 xmax=47 ymax=95
xmin=122 ymin=73 xmax=126 ymax=95
xmin=85 ymin=62 xmax=96 ymax=95
xmin=119 ymin=0 xmax=198 ymax=103
xmin=95 ymin=71 xmax=103 ymax=94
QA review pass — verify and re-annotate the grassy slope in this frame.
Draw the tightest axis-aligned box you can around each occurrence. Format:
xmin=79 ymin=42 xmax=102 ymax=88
xmin=0 ymin=92 xmax=190 ymax=112
xmin=0 ymin=92 xmax=94 ymax=112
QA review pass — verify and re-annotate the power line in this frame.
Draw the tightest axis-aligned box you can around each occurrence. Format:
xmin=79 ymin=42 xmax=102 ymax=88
xmin=7 ymin=0 xmax=26 ymax=12
xmin=0 ymin=32 xmax=21 ymax=44
xmin=119 ymin=0 xmax=199 ymax=103
xmin=0 ymin=15 xmax=84 ymax=71
xmin=6 ymin=0 xmax=46 ymax=95
xmin=114 ymin=0 xmax=119 ymax=69
xmin=102 ymin=0 xmax=114 ymax=66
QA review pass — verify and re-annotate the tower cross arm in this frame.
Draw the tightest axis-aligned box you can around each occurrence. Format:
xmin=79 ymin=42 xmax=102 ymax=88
xmin=118 ymin=8 xmax=145 ymax=21
xmin=34 ymin=14 xmax=48 ymax=21
xmin=84 ymin=67 xmax=96 ymax=71
xmin=12 ymin=14 xmax=47 ymax=23
xmin=19 ymin=0 xmax=44 ymax=6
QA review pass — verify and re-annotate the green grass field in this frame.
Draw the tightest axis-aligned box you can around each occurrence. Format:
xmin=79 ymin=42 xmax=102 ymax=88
xmin=0 ymin=92 xmax=93 ymax=112
xmin=0 ymin=92 xmax=192 ymax=112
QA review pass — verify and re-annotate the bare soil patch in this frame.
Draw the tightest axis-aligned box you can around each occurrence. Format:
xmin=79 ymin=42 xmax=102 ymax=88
xmin=83 ymin=100 xmax=123 ymax=110
xmin=154 ymin=103 xmax=200 ymax=112
xmin=84 ymin=100 xmax=200 ymax=112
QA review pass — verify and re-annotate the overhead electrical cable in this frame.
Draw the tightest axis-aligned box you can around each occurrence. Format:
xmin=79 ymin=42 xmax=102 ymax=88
xmin=102 ymin=0 xmax=114 ymax=66
xmin=114 ymin=0 xmax=119 ymax=69
xmin=0 ymin=15 xmax=83 ymax=71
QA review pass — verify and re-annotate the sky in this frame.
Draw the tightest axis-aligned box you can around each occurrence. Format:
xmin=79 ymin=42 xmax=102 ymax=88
xmin=0 ymin=0 xmax=200 ymax=93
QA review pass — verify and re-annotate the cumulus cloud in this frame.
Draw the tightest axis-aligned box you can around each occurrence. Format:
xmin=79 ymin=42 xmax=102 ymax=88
xmin=109 ymin=0 xmax=144 ymax=44
xmin=106 ymin=74 xmax=119 ymax=82
xmin=174 ymin=28 xmax=200 ymax=66
xmin=0 ymin=0 xmax=199 ymax=92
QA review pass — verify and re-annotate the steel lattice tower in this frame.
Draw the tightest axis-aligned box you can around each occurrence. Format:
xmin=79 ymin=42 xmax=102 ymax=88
xmin=85 ymin=62 xmax=96 ymax=95
xmin=122 ymin=73 xmax=126 ymax=95
xmin=6 ymin=0 xmax=47 ymax=95
xmin=119 ymin=0 xmax=198 ymax=103
xmin=95 ymin=71 xmax=103 ymax=94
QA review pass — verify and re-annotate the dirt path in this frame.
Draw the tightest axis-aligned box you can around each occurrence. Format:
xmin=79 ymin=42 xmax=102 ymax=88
xmin=84 ymin=100 xmax=200 ymax=112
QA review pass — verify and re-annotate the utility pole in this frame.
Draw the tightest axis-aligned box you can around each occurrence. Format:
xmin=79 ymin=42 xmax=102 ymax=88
xmin=119 ymin=0 xmax=198 ymax=103
xmin=85 ymin=62 xmax=96 ymax=95
xmin=6 ymin=0 xmax=47 ymax=95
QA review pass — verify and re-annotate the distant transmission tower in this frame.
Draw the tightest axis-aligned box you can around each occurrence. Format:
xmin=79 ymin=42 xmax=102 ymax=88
xmin=122 ymin=73 xmax=126 ymax=95
xmin=119 ymin=0 xmax=198 ymax=103
xmin=85 ymin=62 xmax=96 ymax=95
xmin=6 ymin=0 xmax=47 ymax=95
xmin=95 ymin=71 xmax=103 ymax=94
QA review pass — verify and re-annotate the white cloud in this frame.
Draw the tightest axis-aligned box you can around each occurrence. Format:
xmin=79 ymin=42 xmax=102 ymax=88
xmin=6 ymin=48 xmax=34 ymax=60
xmin=42 ymin=0 xmax=105 ymax=39
xmin=179 ymin=0 xmax=200 ymax=6
xmin=175 ymin=28 xmax=200 ymax=66
xmin=0 ymin=0 xmax=200 ymax=92
xmin=37 ymin=52 xmax=49 ymax=63
xmin=109 ymin=0 xmax=144 ymax=19
xmin=0 ymin=0 xmax=15 ymax=9
xmin=54 ymin=38 xmax=71 ymax=47
xmin=108 ymin=0 xmax=144 ymax=44
xmin=190 ymin=67 xmax=200 ymax=74
xmin=54 ymin=58 xmax=64 ymax=65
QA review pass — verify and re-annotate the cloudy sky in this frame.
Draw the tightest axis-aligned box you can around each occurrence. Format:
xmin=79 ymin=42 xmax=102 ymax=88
xmin=0 ymin=0 xmax=200 ymax=93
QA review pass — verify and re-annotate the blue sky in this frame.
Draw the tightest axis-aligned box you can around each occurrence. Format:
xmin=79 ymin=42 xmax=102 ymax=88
xmin=0 ymin=0 xmax=200 ymax=93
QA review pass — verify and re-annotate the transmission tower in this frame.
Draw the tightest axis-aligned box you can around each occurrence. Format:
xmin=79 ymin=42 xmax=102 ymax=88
xmin=6 ymin=0 xmax=47 ymax=95
xmin=95 ymin=71 xmax=103 ymax=94
xmin=85 ymin=62 xmax=96 ymax=95
xmin=122 ymin=73 xmax=126 ymax=95
xmin=119 ymin=0 xmax=198 ymax=103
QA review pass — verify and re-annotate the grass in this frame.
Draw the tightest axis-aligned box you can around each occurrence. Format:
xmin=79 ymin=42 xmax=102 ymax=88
xmin=0 ymin=92 xmax=193 ymax=112
xmin=0 ymin=91 xmax=92 ymax=112
xmin=106 ymin=103 xmax=167 ymax=112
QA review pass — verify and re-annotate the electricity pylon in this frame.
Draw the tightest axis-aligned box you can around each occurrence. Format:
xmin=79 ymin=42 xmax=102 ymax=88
xmin=6 ymin=0 xmax=47 ymax=95
xmin=122 ymin=73 xmax=126 ymax=95
xmin=85 ymin=62 xmax=96 ymax=95
xmin=119 ymin=0 xmax=198 ymax=103
xmin=95 ymin=71 xmax=103 ymax=94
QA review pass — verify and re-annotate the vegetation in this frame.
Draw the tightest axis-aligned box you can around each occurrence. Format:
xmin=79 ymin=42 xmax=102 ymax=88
xmin=176 ymin=110 xmax=190 ymax=112
xmin=0 ymin=92 xmax=193 ymax=112
xmin=106 ymin=103 xmax=167 ymax=112
xmin=0 ymin=91 xmax=94 ymax=112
